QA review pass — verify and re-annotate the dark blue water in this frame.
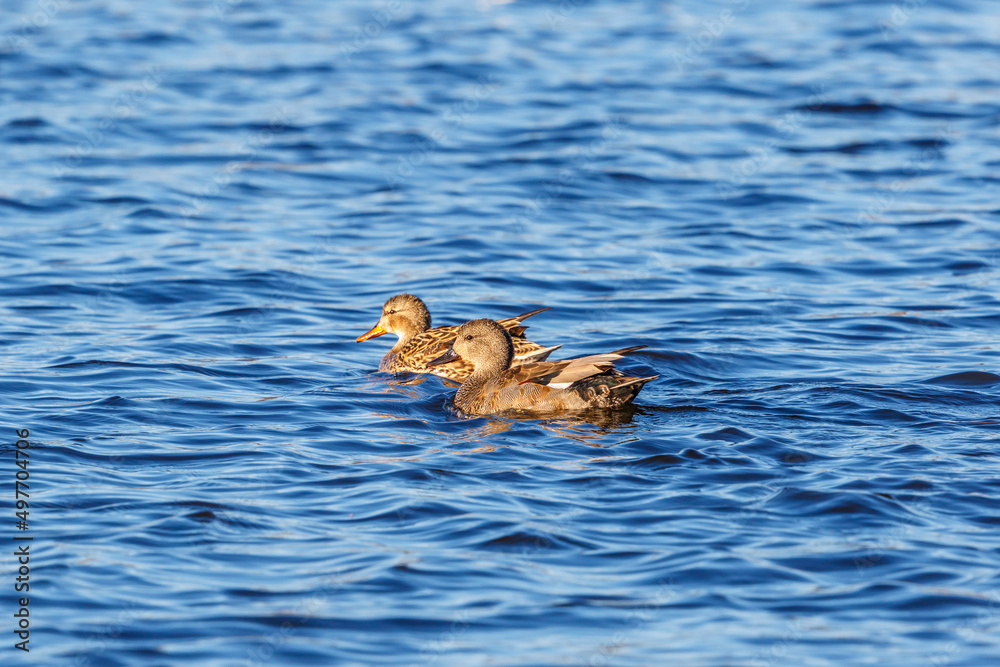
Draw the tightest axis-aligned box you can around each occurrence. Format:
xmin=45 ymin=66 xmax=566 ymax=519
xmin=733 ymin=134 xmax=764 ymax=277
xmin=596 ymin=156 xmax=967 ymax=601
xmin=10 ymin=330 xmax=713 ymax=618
xmin=3 ymin=0 xmax=1000 ymax=664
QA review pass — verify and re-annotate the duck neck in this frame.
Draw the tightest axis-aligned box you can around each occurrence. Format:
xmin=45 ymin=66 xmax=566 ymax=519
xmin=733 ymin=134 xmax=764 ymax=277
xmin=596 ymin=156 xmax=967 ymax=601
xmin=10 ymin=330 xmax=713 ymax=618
xmin=389 ymin=333 xmax=410 ymax=354
xmin=456 ymin=371 xmax=489 ymax=408
xmin=389 ymin=317 xmax=426 ymax=353
xmin=456 ymin=347 xmax=512 ymax=407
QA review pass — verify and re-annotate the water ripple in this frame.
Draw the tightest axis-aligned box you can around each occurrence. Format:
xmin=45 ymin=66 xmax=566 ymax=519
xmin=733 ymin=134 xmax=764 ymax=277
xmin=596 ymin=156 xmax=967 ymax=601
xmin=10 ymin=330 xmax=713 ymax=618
xmin=3 ymin=0 xmax=1000 ymax=665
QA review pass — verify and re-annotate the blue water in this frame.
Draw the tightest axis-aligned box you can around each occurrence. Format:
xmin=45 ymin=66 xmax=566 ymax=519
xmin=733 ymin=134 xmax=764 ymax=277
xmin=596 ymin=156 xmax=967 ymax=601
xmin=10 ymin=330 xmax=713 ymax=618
xmin=2 ymin=0 xmax=1000 ymax=665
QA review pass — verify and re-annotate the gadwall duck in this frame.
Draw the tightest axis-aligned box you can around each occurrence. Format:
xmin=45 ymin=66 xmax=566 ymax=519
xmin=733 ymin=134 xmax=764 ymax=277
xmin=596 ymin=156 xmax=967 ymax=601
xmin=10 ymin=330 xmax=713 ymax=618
xmin=428 ymin=318 xmax=656 ymax=414
xmin=356 ymin=294 xmax=560 ymax=381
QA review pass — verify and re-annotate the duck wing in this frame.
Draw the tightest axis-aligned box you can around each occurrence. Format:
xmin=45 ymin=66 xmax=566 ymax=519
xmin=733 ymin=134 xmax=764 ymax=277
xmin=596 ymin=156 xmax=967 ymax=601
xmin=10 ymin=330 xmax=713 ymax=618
xmin=514 ymin=343 xmax=562 ymax=363
xmin=516 ymin=346 xmax=647 ymax=389
xmin=459 ymin=346 xmax=652 ymax=413
xmin=392 ymin=326 xmax=464 ymax=373
xmin=410 ymin=307 xmax=549 ymax=357
xmin=392 ymin=308 xmax=553 ymax=380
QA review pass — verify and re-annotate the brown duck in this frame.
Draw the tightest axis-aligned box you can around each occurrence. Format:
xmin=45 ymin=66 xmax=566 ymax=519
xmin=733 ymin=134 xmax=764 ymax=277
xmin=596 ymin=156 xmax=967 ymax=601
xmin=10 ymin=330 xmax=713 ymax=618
xmin=356 ymin=294 xmax=559 ymax=381
xmin=428 ymin=318 xmax=657 ymax=415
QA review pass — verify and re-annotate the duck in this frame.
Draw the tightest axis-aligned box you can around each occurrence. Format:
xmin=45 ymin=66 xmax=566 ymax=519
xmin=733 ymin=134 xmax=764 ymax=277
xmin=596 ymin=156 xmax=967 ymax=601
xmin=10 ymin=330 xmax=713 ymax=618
xmin=356 ymin=294 xmax=560 ymax=381
xmin=427 ymin=318 xmax=656 ymax=415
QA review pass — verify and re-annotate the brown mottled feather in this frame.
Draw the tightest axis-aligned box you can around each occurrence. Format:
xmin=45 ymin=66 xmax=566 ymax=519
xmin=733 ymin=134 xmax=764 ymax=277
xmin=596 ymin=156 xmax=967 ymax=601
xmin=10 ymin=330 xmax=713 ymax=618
xmin=358 ymin=294 xmax=555 ymax=381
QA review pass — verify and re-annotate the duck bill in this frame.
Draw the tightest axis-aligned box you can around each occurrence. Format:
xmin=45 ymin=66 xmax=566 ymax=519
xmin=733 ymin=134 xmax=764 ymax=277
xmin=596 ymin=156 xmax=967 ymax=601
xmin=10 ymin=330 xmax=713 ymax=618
xmin=427 ymin=347 xmax=460 ymax=367
xmin=356 ymin=324 xmax=387 ymax=342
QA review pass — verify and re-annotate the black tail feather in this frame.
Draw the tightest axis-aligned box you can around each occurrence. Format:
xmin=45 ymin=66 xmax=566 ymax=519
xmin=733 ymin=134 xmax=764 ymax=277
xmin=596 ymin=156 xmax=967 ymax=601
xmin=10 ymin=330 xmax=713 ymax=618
xmin=607 ymin=375 xmax=657 ymax=406
xmin=609 ymin=345 xmax=647 ymax=356
xmin=514 ymin=307 xmax=552 ymax=322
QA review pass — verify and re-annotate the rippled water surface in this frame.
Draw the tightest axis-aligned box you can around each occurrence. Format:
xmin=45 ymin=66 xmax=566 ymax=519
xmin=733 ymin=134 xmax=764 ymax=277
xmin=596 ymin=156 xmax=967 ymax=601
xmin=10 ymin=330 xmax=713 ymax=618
xmin=3 ymin=0 xmax=1000 ymax=665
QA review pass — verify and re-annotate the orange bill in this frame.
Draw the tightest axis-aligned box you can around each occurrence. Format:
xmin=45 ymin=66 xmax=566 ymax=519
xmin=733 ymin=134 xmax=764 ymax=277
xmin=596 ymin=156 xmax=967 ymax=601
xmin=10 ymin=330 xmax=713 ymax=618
xmin=356 ymin=324 xmax=387 ymax=342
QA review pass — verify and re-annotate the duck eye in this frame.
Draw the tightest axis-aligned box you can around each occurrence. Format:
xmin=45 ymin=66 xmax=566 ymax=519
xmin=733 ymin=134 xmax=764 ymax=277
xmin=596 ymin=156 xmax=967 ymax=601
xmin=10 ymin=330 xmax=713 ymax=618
xmin=388 ymin=309 xmax=396 ymax=314
xmin=464 ymin=334 xmax=473 ymax=341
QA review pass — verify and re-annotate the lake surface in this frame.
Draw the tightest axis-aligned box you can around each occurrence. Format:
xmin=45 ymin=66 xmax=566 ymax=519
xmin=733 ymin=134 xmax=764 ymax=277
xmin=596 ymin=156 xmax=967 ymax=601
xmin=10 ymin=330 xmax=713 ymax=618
xmin=2 ymin=0 xmax=1000 ymax=665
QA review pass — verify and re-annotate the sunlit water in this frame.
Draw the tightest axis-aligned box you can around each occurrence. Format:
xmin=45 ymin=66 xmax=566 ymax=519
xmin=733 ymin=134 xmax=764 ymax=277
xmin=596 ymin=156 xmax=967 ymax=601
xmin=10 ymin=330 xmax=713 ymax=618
xmin=2 ymin=0 xmax=1000 ymax=665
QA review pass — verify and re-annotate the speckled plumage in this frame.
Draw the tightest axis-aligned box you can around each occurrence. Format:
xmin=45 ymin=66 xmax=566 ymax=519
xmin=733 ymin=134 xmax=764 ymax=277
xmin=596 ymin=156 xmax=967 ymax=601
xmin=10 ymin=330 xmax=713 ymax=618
xmin=428 ymin=319 xmax=656 ymax=415
xmin=356 ymin=294 xmax=558 ymax=381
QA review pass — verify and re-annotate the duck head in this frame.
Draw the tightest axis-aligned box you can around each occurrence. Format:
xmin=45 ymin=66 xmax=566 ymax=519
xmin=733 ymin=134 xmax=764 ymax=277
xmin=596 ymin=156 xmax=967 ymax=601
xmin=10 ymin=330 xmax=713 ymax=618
xmin=428 ymin=318 xmax=514 ymax=376
xmin=356 ymin=294 xmax=432 ymax=349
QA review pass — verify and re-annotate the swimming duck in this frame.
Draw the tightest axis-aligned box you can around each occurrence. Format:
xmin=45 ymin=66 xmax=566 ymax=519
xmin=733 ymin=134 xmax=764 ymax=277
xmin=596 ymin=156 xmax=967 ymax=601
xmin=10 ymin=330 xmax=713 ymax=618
xmin=428 ymin=318 xmax=656 ymax=414
xmin=356 ymin=294 xmax=560 ymax=381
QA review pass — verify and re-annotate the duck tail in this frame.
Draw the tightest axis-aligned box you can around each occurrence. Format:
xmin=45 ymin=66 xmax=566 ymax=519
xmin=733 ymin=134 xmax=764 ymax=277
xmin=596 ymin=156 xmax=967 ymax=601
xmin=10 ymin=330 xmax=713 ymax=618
xmin=609 ymin=345 xmax=647 ymax=357
xmin=512 ymin=306 xmax=551 ymax=323
xmin=607 ymin=374 xmax=658 ymax=406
